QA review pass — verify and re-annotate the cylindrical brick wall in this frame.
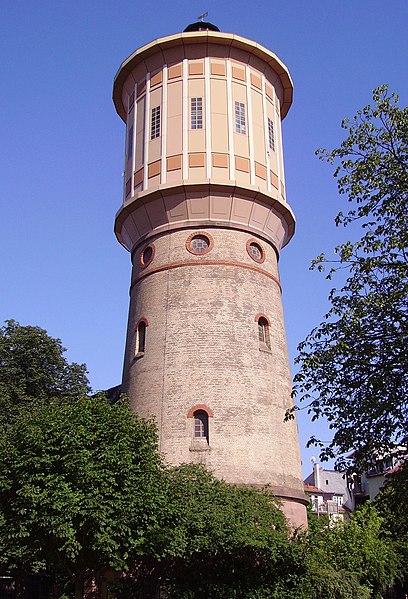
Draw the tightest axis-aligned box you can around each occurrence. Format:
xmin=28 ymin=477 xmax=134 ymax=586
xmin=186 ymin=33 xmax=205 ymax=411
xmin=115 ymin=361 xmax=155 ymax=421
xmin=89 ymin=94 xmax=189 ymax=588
xmin=122 ymin=226 xmax=305 ymax=507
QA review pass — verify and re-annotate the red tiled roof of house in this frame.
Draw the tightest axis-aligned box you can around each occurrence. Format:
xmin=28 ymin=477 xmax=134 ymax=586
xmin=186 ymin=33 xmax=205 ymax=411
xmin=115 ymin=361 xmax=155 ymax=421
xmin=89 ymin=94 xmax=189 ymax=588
xmin=304 ymin=484 xmax=323 ymax=493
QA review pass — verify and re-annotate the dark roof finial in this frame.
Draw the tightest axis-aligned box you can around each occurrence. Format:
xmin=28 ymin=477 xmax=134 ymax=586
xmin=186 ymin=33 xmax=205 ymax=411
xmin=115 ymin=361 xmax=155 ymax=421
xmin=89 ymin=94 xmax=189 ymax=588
xmin=184 ymin=14 xmax=220 ymax=32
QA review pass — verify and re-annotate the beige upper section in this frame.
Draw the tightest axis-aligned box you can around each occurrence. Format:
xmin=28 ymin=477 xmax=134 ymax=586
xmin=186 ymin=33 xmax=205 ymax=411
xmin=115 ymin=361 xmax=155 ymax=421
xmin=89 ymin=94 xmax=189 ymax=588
xmin=114 ymin=30 xmax=295 ymax=255
xmin=113 ymin=30 xmax=293 ymax=120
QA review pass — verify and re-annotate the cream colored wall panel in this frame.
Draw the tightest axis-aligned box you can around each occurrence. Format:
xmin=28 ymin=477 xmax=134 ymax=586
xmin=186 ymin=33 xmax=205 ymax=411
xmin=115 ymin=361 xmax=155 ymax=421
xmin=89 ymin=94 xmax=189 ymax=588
xmin=269 ymin=153 xmax=278 ymax=175
xmin=149 ymin=137 xmax=161 ymax=163
xmin=167 ymin=81 xmax=182 ymax=117
xmin=255 ymin=176 xmax=267 ymax=191
xmin=234 ymin=133 xmax=249 ymax=157
xmin=188 ymin=166 xmax=206 ymax=181
xmin=166 ymin=169 xmax=182 ymax=184
xmin=147 ymin=174 xmax=160 ymax=188
xmin=188 ymin=130 xmax=206 ymax=152
xmin=251 ymin=90 xmax=264 ymax=127
xmin=212 ymin=167 xmax=230 ymax=181
xmin=150 ymin=86 xmax=162 ymax=110
xmin=135 ymin=132 xmax=144 ymax=171
xmin=211 ymin=113 xmax=228 ymax=153
xmin=135 ymin=97 xmax=145 ymax=170
xmin=234 ymin=169 xmax=251 ymax=187
xmin=253 ymin=124 xmax=265 ymax=164
xmin=188 ymin=78 xmax=205 ymax=97
xmin=232 ymin=81 xmax=247 ymax=102
xmin=211 ymin=79 xmax=227 ymax=113
xmin=136 ymin=97 xmax=145 ymax=132
xmin=167 ymin=115 xmax=182 ymax=156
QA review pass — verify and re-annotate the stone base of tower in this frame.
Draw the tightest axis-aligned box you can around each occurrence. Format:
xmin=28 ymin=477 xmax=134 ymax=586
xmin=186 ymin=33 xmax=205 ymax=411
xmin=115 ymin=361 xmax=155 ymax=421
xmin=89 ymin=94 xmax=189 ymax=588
xmin=245 ymin=484 xmax=308 ymax=529
xmin=278 ymin=495 xmax=308 ymax=529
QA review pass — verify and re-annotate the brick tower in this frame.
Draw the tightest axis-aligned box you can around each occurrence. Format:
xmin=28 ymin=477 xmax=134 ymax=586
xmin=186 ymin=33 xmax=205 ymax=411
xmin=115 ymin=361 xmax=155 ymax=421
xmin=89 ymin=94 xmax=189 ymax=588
xmin=113 ymin=21 xmax=308 ymax=527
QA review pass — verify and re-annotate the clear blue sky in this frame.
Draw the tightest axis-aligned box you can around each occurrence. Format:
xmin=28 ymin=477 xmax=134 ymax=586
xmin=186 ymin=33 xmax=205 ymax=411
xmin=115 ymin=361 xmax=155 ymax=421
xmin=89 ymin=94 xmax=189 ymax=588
xmin=1 ymin=1 xmax=407 ymax=476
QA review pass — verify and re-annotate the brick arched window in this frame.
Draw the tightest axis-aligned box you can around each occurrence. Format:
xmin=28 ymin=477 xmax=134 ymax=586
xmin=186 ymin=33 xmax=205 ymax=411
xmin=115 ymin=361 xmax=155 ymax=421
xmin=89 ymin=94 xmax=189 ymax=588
xmin=187 ymin=404 xmax=213 ymax=446
xmin=135 ymin=318 xmax=148 ymax=357
xmin=255 ymin=313 xmax=271 ymax=350
xmin=193 ymin=409 xmax=209 ymax=442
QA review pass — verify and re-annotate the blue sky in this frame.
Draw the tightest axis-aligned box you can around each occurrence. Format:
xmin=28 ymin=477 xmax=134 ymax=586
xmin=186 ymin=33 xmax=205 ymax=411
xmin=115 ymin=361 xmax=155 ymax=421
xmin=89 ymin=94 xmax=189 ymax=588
xmin=1 ymin=1 xmax=407 ymax=476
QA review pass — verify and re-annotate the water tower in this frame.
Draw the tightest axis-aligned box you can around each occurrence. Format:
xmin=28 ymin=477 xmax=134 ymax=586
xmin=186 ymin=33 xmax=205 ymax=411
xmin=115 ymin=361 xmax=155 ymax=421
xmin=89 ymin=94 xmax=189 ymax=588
xmin=113 ymin=20 xmax=307 ymax=527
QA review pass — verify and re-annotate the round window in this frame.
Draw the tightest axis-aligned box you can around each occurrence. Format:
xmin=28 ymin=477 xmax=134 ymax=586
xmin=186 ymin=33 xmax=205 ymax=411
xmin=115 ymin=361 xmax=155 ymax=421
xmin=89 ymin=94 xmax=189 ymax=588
xmin=140 ymin=244 xmax=155 ymax=268
xmin=246 ymin=240 xmax=265 ymax=264
xmin=191 ymin=235 xmax=209 ymax=253
xmin=186 ymin=232 xmax=214 ymax=255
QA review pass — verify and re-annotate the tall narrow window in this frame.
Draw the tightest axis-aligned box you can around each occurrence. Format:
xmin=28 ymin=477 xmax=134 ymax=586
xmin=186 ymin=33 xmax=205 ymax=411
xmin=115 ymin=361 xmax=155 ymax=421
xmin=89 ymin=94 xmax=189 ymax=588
xmin=191 ymin=97 xmax=203 ymax=129
xmin=258 ymin=317 xmax=271 ymax=350
xmin=193 ymin=410 xmax=209 ymax=442
xmin=235 ymin=101 xmax=246 ymax=134
xmin=268 ymin=118 xmax=275 ymax=152
xmin=136 ymin=321 xmax=146 ymax=355
xmin=151 ymin=106 xmax=161 ymax=140
xmin=127 ymin=125 xmax=133 ymax=159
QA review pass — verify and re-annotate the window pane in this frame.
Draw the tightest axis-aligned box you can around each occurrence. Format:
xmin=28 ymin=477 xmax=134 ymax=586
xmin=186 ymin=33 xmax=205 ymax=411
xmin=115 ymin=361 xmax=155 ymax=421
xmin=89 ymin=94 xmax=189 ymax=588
xmin=138 ymin=322 xmax=146 ymax=353
xmin=235 ymin=101 xmax=246 ymax=134
xmin=268 ymin=118 xmax=275 ymax=152
xmin=193 ymin=410 xmax=209 ymax=441
xmin=151 ymin=106 xmax=161 ymax=140
xmin=191 ymin=97 xmax=203 ymax=129
xmin=191 ymin=235 xmax=209 ymax=253
xmin=258 ymin=317 xmax=271 ymax=349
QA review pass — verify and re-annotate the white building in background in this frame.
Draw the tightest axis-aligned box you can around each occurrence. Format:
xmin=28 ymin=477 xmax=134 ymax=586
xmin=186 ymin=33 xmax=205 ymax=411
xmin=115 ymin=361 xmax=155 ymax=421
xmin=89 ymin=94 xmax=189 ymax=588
xmin=304 ymin=459 xmax=354 ymax=522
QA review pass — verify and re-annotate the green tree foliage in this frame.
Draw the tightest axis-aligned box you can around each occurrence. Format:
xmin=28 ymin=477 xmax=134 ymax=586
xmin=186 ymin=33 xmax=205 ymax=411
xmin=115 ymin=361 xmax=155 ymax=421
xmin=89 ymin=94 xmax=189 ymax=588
xmin=375 ymin=463 xmax=408 ymax=593
xmin=0 ymin=396 xmax=164 ymax=599
xmin=305 ymin=504 xmax=398 ymax=599
xmin=111 ymin=464 xmax=305 ymax=599
xmin=292 ymin=86 xmax=408 ymax=470
xmin=0 ymin=320 xmax=90 ymax=424
xmin=111 ymin=469 xmax=399 ymax=599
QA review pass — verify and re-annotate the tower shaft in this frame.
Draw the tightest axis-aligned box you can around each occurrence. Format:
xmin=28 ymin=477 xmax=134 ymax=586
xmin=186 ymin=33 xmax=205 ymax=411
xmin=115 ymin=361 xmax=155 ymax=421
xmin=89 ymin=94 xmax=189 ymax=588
xmin=113 ymin=28 xmax=307 ymax=527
